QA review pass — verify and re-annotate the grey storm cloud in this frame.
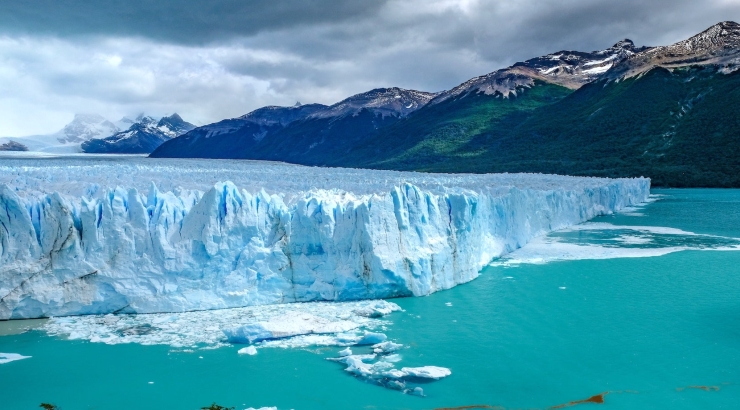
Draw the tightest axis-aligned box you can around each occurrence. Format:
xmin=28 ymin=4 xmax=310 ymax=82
xmin=1 ymin=0 xmax=740 ymax=136
xmin=0 ymin=0 xmax=390 ymax=44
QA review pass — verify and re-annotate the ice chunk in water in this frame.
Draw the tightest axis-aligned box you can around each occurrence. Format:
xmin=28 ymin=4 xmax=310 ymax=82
xmin=356 ymin=332 xmax=387 ymax=345
xmin=372 ymin=341 xmax=403 ymax=353
xmin=223 ymin=313 xmax=359 ymax=344
xmin=410 ymin=387 xmax=425 ymax=396
xmin=238 ymin=346 xmax=258 ymax=355
xmin=0 ymin=353 xmax=31 ymax=364
xmin=353 ymin=301 xmax=402 ymax=318
xmin=401 ymin=366 xmax=452 ymax=379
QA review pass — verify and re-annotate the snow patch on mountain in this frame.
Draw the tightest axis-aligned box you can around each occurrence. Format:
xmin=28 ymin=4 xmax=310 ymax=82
xmin=430 ymin=39 xmax=650 ymax=105
xmin=308 ymin=88 xmax=438 ymax=119
xmin=81 ymin=114 xmax=195 ymax=154
xmin=606 ymin=21 xmax=740 ymax=79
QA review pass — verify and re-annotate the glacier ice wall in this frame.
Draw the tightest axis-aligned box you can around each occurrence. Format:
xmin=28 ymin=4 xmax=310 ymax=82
xmin=0 ymin=158 xmax=650 ymax=319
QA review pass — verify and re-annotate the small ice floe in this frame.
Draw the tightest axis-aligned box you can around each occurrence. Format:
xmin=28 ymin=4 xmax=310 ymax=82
xmin=410 ymin=387 xmax=424 ymax=397
xmin=353 ymin=300 xmax=402 ymax=318
xmin=401 ymin=366 xmax=452 ymax=380
xmin=372 ymin=341 xmax=403 ymax=354
xmin=223 ymin=313 xmax=359 ymax=344
xmin=559 ymin=287 xmax=567 ymax=290
xmin=327 ymin=353 xmax=377 ymax=364
xmin=238 ymin=346 xmax=258 ymax=355
xmin=326 ymin=344 xmax=451 ymax=395
xmin=0 ymin=353 xmax=31 ymax=364
xmin=148 ymin=382 xmax=154 ymax=385
xmin=338 ymin=347 xmax=352 ymax=357
xmin=356 ymin=331 xmax=387 ymax=345
xmin=445 ymin=302 xmax=453 ymax=307
xmin=383 ymin=354 xmax=402 ymax=363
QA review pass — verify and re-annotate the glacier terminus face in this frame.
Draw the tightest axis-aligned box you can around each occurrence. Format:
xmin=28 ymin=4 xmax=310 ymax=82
xmin=0 ymin=156 xmax=650 ymax=319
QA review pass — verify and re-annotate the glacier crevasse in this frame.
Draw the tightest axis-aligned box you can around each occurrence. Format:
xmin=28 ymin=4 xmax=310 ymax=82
xmin=0 ymin=164 xmax=649 ymax=319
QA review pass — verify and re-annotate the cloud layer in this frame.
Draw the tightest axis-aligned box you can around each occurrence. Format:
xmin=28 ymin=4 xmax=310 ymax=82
xmin=2 ymin=0 xmax=740 ymax=136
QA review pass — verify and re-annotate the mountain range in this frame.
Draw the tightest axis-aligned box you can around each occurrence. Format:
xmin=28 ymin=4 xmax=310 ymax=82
xmin=149 ymin=21 xmax=740 ymax=187
xmin=149 ymin=88 xmax=437 ymax=163
xmin=151 ymin=21 xmax=740 ymax=186
xmin=0 ymin=113 xmax=194 ymax=154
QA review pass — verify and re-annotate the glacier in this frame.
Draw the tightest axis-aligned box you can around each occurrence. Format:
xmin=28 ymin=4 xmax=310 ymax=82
xmin=0 ymin=157 xmax=650 ymax=319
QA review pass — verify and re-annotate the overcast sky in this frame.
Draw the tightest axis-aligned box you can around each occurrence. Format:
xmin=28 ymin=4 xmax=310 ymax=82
xmin=1 ymin=0 xmax=739 ymax=136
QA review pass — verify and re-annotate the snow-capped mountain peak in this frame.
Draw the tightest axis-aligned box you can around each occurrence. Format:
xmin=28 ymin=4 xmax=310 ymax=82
xmin=57 ymin=113 xmax=119 ymax=144
xmin=81 ymin=114 xmax=195 ymax=154
xmin=156 ymin=113 xmax=194 ymax=137
xmin=606 ymin=21 xmax=740 ymax=79
xmin=308 ymin=87 xmax=438 ymax=119
xmin=430 ymin=39 xmax=651 ymax=105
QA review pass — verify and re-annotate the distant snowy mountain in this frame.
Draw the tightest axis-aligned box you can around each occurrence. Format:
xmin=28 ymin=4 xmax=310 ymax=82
xmin=429 ymin=39 xmax=650 ymax=104
xmin=82 ymin=114 xmax=195 ymax=154
xmin=0 ymin=113 xmax=122 ymax=153
xmin=56 ymin=113 xmax=119 ymax=144
xmin=605 ymin=21 xmax=740 ymax=79
xmin=0 ymin=113 xmax=194 ymax=154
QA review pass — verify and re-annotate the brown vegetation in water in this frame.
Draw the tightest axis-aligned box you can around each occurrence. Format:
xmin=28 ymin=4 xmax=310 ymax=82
xmin=676 ymin=385 xmax=720 ymax=392
xmin=548 ymin=392 xmax=607 ymax=409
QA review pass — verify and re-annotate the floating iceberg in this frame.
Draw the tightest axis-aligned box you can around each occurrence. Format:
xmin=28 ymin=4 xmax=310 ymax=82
xmin=224 ymin=312 xmax=359 ymax=344
xmin=0 ymin=157 xmax=649 ymax=319
xmin=238 ymin=346 xmax=258 ymax=355
xmin=0 ymin=353 xmax=31 ymax=364
xmin=401 ymin=366 xmax=452 ymax=380
xmin=372 ymin=341 xmax=403 ymax=353
xmin=327 ymin=349 xmax=451 ymax=394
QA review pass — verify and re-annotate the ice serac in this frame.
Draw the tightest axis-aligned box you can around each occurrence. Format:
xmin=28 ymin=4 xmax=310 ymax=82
xmin=0 ymin=160 xmax=650 ymax=319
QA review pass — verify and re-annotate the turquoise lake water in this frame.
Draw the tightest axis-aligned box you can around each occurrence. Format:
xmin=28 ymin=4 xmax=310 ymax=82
xmin=2 ymin=188 xmax=740 ymax=409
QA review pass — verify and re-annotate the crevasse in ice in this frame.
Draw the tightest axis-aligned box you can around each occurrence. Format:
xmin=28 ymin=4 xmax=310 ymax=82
xmin=0 ymin=158 xmax=650 ymax=319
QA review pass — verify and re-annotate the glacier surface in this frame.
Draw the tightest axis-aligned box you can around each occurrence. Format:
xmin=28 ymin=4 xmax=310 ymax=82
xmin=0 ymin=157 xmax=650 ymax=319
